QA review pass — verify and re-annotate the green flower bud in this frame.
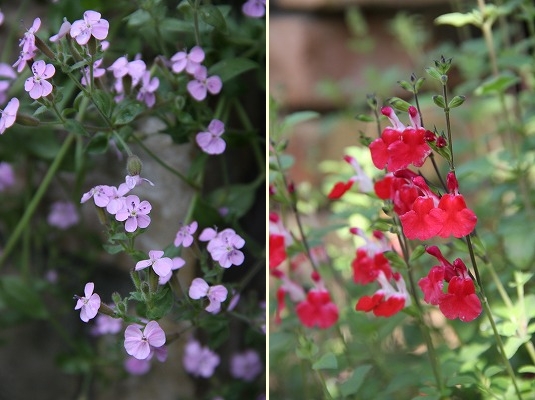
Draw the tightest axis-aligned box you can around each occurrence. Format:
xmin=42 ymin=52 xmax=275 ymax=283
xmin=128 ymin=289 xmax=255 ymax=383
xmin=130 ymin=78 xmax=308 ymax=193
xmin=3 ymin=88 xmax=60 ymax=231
xmin=126 ymin=155 xmax=143 ymax=176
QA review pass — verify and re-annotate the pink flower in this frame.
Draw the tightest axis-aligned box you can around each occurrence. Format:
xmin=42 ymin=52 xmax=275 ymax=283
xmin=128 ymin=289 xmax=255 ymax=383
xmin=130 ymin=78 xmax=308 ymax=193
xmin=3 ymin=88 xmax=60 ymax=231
xmin=135 ymin=250 xmax=173 ymax=278
xmin=108 ymin=57 xmax=146 ymax=87
xmin=296 ymin=288 xmax=339 ymax=329
xmin=13 ymin=49 xmax=37 ymax=73
xmin=187 ymin=66 xmax=222 ymax=101
xmin=105 ymin=183 xmax=131 ymax=215
xmin=115 ymin=195 xmax=152 ymax=232
xmin=70 ymin=10 xmax=109 ymax=45
xmin=0 ymin=162 xmax=15 ymax=191
xmin=47 ymin=201 xmax=79 ymax=229
xmin=124 ymin=321 xmax=166 ymax=360
xmin=0 ymin=98 xmax=19 ymax=134
xmin=196 ymin=119 xmax=226 ymax=155
xmin=171 ymin=46 xmax=205 ymax=75
xmin=355 ymin=272 xmax=411 ymax=318
xmin=49 ymin=18 xmax=72 ymax=42
xmin=74 ymin=282 xmax=101 ymax=322
xmin=136 ymin=71 xmax=159 ymax=107
xmin=124 ymin=346 xmax=167 ymax=375
xmin=125 ymin=174 xmax=154 ymax=189
xmin=183 ymin=339 xmax=220 ymax=378
xmin=91 ymin=313 xmax=122 ymax=336
xmin=158 ymin=256 xmax=186 ymax=285
xmin=25 ymin=60 xmax=55 ymax=99
xmin=327 ymin=155 xmax=373 ymax=199
xmin=19 ymin=18 xmax=41 ymax=54
xmin=230 ymin=350 xmax=262 ymax=381
xmin=188 ymin=277 xmax=228 ymax=314
xmin=81 ymin=59 xmax=106 ymax=86
xmin=242 ymin=0 xmax=266 ymax=18
xmin=0 ymin=63 xmax=17 ymax=104
xmin=206 ymin=228 xmax=245 ymax=268
xmin=199 ymin=227 xmax=218 ymax=241
xmin=80 ymin=184 xmax=113 ymax=207
xmin=174 ymin=221 xmax=198 ymax=247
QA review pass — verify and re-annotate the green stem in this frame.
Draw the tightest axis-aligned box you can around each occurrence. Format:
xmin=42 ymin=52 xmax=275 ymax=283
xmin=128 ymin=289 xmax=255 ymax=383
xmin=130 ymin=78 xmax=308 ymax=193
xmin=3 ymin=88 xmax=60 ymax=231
xmin=0 ymin=134 xmax=75 ymax=269
xmin=441 ymin=82 xmax=454 ymax=169
xmin=192 ymin=0 xmax=202 ymax=47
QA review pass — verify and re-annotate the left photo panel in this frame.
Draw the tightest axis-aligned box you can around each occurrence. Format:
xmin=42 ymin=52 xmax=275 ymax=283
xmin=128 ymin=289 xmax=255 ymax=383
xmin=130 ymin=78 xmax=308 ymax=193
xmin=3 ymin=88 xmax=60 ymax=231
xmin=0 ymin=1 xmax=266 ymax=399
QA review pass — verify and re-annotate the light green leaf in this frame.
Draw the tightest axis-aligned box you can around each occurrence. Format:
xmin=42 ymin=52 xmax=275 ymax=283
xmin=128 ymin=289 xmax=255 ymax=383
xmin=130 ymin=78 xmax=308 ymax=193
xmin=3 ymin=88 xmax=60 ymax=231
xmin=199 ymin=5 xmax=227 ymax=33
xmin=340 ymin=365 xmax=372 ymax=397
xmin=312 ymin=352 xmax=338 ymax=370
xmin=209 ymin=58 xmax=258 ymax=83
xmin=474 ymin=73 xmax=520 ymax=96
xmin=435 ymin=12 xmax=481 ymax=27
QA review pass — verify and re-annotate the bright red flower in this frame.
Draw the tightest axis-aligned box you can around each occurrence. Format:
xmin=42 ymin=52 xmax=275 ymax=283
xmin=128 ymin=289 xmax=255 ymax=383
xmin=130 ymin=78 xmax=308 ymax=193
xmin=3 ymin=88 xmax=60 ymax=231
xmin=296 ymin=289 xmax=339 ymax=329
xmin=352 ymin=248 xmax=392 ymax=285
xmin=328 ymin=155 xmax=372 ymax=199
xmin=328 ymin=180 xmax=354 ymax=199
xmin=355 ymin=272 xmax=410 ymax=318
xmin=439 ymin=276 xmax=482 ymax=322
xmin=418 ymin=266 xmax=445 ymax=305
xmin=399 ymin=197 xmax=445 ymax=240
xmin=436 ymin=193 xmax=477 ymax=238
xmin=269 ymin=234 xmax=286 ymax=269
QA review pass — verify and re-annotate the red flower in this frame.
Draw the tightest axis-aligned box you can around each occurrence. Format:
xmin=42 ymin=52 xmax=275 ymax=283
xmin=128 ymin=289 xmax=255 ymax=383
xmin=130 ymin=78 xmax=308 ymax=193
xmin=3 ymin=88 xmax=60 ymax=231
xmin=328 ymin=180 xmax=354 ymax=199
xmin=352 ymin=248 xmax=392 ymax=285
xmin=296 ymin=289 xmax=339 ymax=329
xmin=356 ymin=292 xmax=406 ymax=317
xmin=418 ymin=266 xmax=444 ymax=305
xmin=399 ymin=197 xmax=445 ymax=240
xmin=439 ymin=276 xmax=482 ymax=322
xmin=436 ymin=193 xmax=477 ymax=238
xmin=328 ymin=155 xmax=372 ymax=199
xmin=269 ymin=234 xmax=286 ymax=269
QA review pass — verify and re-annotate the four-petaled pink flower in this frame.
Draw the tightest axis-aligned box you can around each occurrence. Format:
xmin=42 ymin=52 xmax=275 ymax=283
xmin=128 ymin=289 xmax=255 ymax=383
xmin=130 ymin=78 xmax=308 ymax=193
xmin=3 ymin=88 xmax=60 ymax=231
xmin=115 ymin=195 xmax=152 ymax=232
xmin=183 ymin=338 xmax=220 ymax=378
xmin=158 ymin=256 xmax=186 ymax=285
xmin=196 ymin=119 xmax=226 ymax=155
xmin=124 ymin=321 xmax=166 ymax=360
xmin=171 ymin=46 xmax=205 ymax=75
xmin=0 ymin=98 xmax=19 ymax=135
xmin=74 ymin=282 xmax=101 ymax=322
xmin=19 ymin=18 xmax=41 ymax=54
xmin=136 ymin=71 xmax=159 ymax=108
xmin=135 ymin=250 xmax=173 ymax=278
xmin=174 ymin=221 xmax=198 ymax=247
xmin=242 ymin=0 xmax=266 ymax=18
xmin=187 ymin=66 xmax=222 ymax=101
xmin=207 ymin=228 xmax=245 ymax=268
xmin=188 ymin=277 xmax=228 ymax=314
xmin=70 ymin=10 xmax=110 ymax=45
xmin=80 ymin=184 xmax=113 ymax=207
xmin=25 ymin=60 xmax=55 ymax=99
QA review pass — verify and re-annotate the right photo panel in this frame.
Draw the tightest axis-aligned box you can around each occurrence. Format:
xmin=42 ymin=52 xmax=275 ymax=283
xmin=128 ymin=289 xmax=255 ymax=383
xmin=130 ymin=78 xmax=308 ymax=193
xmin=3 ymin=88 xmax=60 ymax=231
xmin=269 ymin=0 xmax=535 ymax=399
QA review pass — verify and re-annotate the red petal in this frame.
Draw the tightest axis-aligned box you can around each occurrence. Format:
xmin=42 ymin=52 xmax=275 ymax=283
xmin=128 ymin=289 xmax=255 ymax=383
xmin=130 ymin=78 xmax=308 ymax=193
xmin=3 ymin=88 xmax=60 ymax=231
xmin=269 ymin=234 xmax=287 ymax=269
xmin=328 ymin=180 xmax=354 ymax=199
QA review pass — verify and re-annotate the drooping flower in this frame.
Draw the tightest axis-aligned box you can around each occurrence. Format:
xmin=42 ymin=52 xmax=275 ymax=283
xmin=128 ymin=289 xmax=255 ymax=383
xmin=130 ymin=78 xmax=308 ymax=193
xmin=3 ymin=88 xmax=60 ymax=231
xmin=47 ymin=201 xmax=79 ymax=229
xmin=81 ymin=59 xmax=106 ymax=86
xmin=19 ymin=18 xmax=41 ymax=54
xmin=328 ymin=155 xmax=373 ymax=199
xmin=115 ymin=195 xmax=152 ymax=232
xmin=49 ymin=18 xmax=71 ymax=42
xmin=124 ymin=321 xmax=166 ymax=360
xmin=125 ymin=174 xmax=154 ymax=189
xmin=187 ymin=66 xmax=222 ymax=101
xmin=355 ymin=272 xmax=410 ymax=317
xmin=135 ymin=250 xmax=173 ymax=278
xmin=183 ymin=339 xmax=220 ymax=378
xmin=270 ymin=269 xmax=306 ymax=324
xmin=196 ymin=119 xmax=226 ymax=155
xmin=74 ymin=282 xmax=101 ymax=322
xmin=174 ymin=221 xmax=198 ymax=247
xmin=230 ymin=350 xmax=263 ymax=381
xmin=0 ymin=98 xmax=19 ymax=134
xmin=105 ymin=183 xmax=131 ymax=215
xmin=188 ymin=277 xmax=228 ymax=314
xmin=70 ymin=10 xmax=109 ymax=45
xmin=0 ymin=63 xmax=17 ymax=104
xmin=206 ymin=228 xmax=245 ymax=268
xmin=242 ymin=0 xmax=266 ymax=18
xmin=124 ymin=345 xmax=167 ymax=375
xmin=24 ymin=60 xmax=55 ymax=99
xmin=171 ymin=46 xmax=205 ymax=75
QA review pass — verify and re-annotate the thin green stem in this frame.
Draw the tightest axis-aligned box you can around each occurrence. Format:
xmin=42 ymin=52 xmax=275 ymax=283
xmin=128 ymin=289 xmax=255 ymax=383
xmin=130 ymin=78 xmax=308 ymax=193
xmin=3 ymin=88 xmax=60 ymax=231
xmin=441 ymin=83 xmax=454 ymax=170
xmin=0 ymin=134 xmax=75 ymax=269
xmin=192 ymin=0 xmax=202 ymax=47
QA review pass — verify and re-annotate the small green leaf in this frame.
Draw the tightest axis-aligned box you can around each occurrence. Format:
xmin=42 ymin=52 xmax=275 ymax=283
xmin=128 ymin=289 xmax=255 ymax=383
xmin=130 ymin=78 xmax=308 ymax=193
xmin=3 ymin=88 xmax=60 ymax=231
xmin=207 ymin=183 xmax=257 ymax=219
xmin=433 ymin=95 xmax=446 ymax=108
xmin=64 ymin=119 xmax=89 ymax=137
xmin=474 ymin=73 xmax=520 ymax=96
xmin=519 ymin=365 xmax=535 ymax=374
xmin=92 ymin=90 xmax=113 ymax=118
xmin=355 ymin=114 xmax=374 ymax=122
xmin=281 ymin=111 xmax=319 ymax=131
xmin=504 ymin=336 xmax=528 ymax=359
xmin=435 ymin=12 xmax=480 ymax=27
xmin=113 ymin=100 xmax=144 ymax=125
xmin=448 ymin=95 xmax=466 ymax=108
xmin=103 ymin=244 xmax=124 ymax=254
xmin=340 ymin=365 xmax=372 ymax=397
xmin=414 ymin=77 xmax=426 ymax=91
xmin=125 ymin=9 xmax=151 ymax=27
xmin=409 ymin=245 xmax=426 ymax=263
xmin=312 ymin=352 xmax=338 ymax=370
xmin=85 ymin=132 xmax=109 ymax=154
xmin=199 ymin=5 xmax=227 ymax=33
xmin=425 ymin=66 xmax=442 ymax=81
xmin=384 ymin=250 xmax=407 ymax=269
xmin=398 ymin=80 xmax=413 ymax=92
xmin=209 ymin=58 xmax=258 ymax=83
xmin=484 ymin=365 xmax=504 ymax=377
xmin=388 ymin=97 xmax=411 ymax=112
xmin=146 ymin=288 xmax=173 ymax=320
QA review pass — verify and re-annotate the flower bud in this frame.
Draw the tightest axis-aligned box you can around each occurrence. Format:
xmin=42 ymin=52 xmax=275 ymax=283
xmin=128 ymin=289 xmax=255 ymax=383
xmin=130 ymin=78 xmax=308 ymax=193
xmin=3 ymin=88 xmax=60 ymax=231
xmin=34 ymin=36 xmax=56 ymax=60
xmin=15 ymin=113 xmax=40 ymax=126
xmin=126 ymin=155 xmax=143 ymax=176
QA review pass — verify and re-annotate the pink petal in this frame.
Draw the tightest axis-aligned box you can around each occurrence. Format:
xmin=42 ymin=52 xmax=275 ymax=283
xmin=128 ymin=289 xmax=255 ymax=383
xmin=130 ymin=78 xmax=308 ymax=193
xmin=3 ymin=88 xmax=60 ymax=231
xmin=189 ymin=278 xmax=209 ymax=299
xmin=206 ymin=76 xmax=222 ymax=95
xmin=70 ymin=20 xmax=86 ymax=38
xmin=136 ymin=214 xmax=151 ymax=229
xmin=135 ymin=259 xmax=152 ymax=271
xmin=189 ymin=46 xmax=205 ymax=63
xmin=84 ymin=282 xmax=95 ymax=298
xmin=208 ymin=119 xmax=224 ymax=135
xmin=144 ymin=321 xmax=166 ymax=347
xmin=42 ymin=64 xmax=55 ymax=79
xmin=125 ymin=217 xmax=138 ymax=232
xmin=187 ymin=80 xmax=207 ymax=101
xmin=152 ymin=257 xmax=172 ymax=277
xmin=91 ymin=20 xmax=109 ymax=40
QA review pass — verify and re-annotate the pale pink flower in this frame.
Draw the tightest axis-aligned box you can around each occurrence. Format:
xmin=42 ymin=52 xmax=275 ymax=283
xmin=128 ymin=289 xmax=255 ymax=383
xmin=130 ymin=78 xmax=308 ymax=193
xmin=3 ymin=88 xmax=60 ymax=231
xmin=115 ymin=195 xmax=152 ymax=232
xmin=174 ymin=221 xmax=198 ymax=247
xmin=80 ymin=184 xmax=113 ymax=207
xmin=124 ymin=321 xmax=166 ymax=360
xmin=108 ymin=57 xmax=146 ymax=87
xmin=49 ymin=18 xmax=71 ymax=42
xmin=207 ymin=228 xmax=245 ymax=268
xmin=125 ymin=174 xmax=154 ymax=189
xmin=105 ymin=183 xmax=130 ymax=214
xmin=171 ymin=46 xmax=204 ymax=75
xmin=158 ymin=256 xmax=186 ymax=285
xmin=187 ymin=66 xmax=222 ymax=101
xmin=242 ymin=0 xmax=265 ymax=18
xmin=24 ymin=60 xmax=55 ymax=99
xmin=230 ymin=350 xmax=263 ymax=381
xmin=135 ymin=250 xmax=173 ymax=278
xmin=183 ymin=339 xmax=220 ymax=378
xmin=47 ymin=201 xmax=79 ymax=229
xmin=196 ymin=119 xmax=226 ymax=155
xmin=0 ymin=162 xmax=15 ymax=191
xmin=74 ymin=282 xmax=101 ymax=322
xmin=91 ymin=313 xmax=122 ymax=336
xmin=0 ymin=98 xmax=19 ymax=134
xmin=124 ymin=345 xmax=167 ymax=375
xmin=70 ymin=10 xmax=109 ymax=45
xmin=188 ymin=277 xmax=228 ymax=314
xmin=13 ymin=49 xmax=37 ymax=73
xmin=19 ymin=18 xmax=41 ymax=54
xmin=136 ymin=71 xmax=159 ymax=107
xmin=81 ymin=59 xmax=106 ymax=86
xmin=199 ymin=227 xmax=218 ymax=242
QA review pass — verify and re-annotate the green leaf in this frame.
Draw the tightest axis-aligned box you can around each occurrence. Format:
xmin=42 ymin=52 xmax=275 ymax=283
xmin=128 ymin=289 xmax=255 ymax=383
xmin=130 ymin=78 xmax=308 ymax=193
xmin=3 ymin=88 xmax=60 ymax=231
xmin=384 ymin=250 xmax=407 ymax=270
xmin=446 ymin=374 xmax=477 ymax=386
xmin=103 ymin=244 xmax=124 ymax=254
xmin=64 ymin=119 xmax=89 ymax=137
xmin=92 ymin=90 xmax=113 ymax=118
xmin=125 ymin=9 xmax=151 ymax=27
xmin=433 ymin=95 xmax=446 ymax=108
xmin=355 ymin=114 xmax=374 ymax=122
xmin=414 ymin=77 xmax=426 ymax=91
xmin=388 ymin=97 xmax=411 ymax=112
xmin=85 ymin=132 xmax=109 ymax=154
xmin=504 ymin=336 xmax=528 ymax=359
xmin=519 ymin=365 xmax=535 ymax=374
xmin=409 ymin=245 xmax=426 ymax=263
xmin=207 ymin=183 xmax=257 ymax=219
xmin=160 ymin=17 xmax=192 ymax=34
xmin=398 ymin=80 xmax=413 ymax=92
xmin=199 ymin=5 xmax=227 ymax=33
xmin=209 ymin=58 xmax=258 ymax=83
xmin=340 ymin=365 xmax=372 ymax=397
xmin=484 ymin=365 xmax=504 ymax=377
xmin=312 ymin=352 xmax=338 ymax=370
xmin=474 ymin=73 xmax=520 ymax=96
xmin=113 ymin=100 xmax=144 ymax=125
xmin=146 ymin=288 xmax=173 ymax=320
xmin=0 ymin=276 xmax=48 ymax=319
xmin=281 ymin=111 xmax=319 ymax=132
xmin=448 ymin=95 xmax=466 ymax=108
xmin=435 ymin=11 xmax=480 ymax=27
xmin=425 ymin=66 xmax=442 ymax=81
